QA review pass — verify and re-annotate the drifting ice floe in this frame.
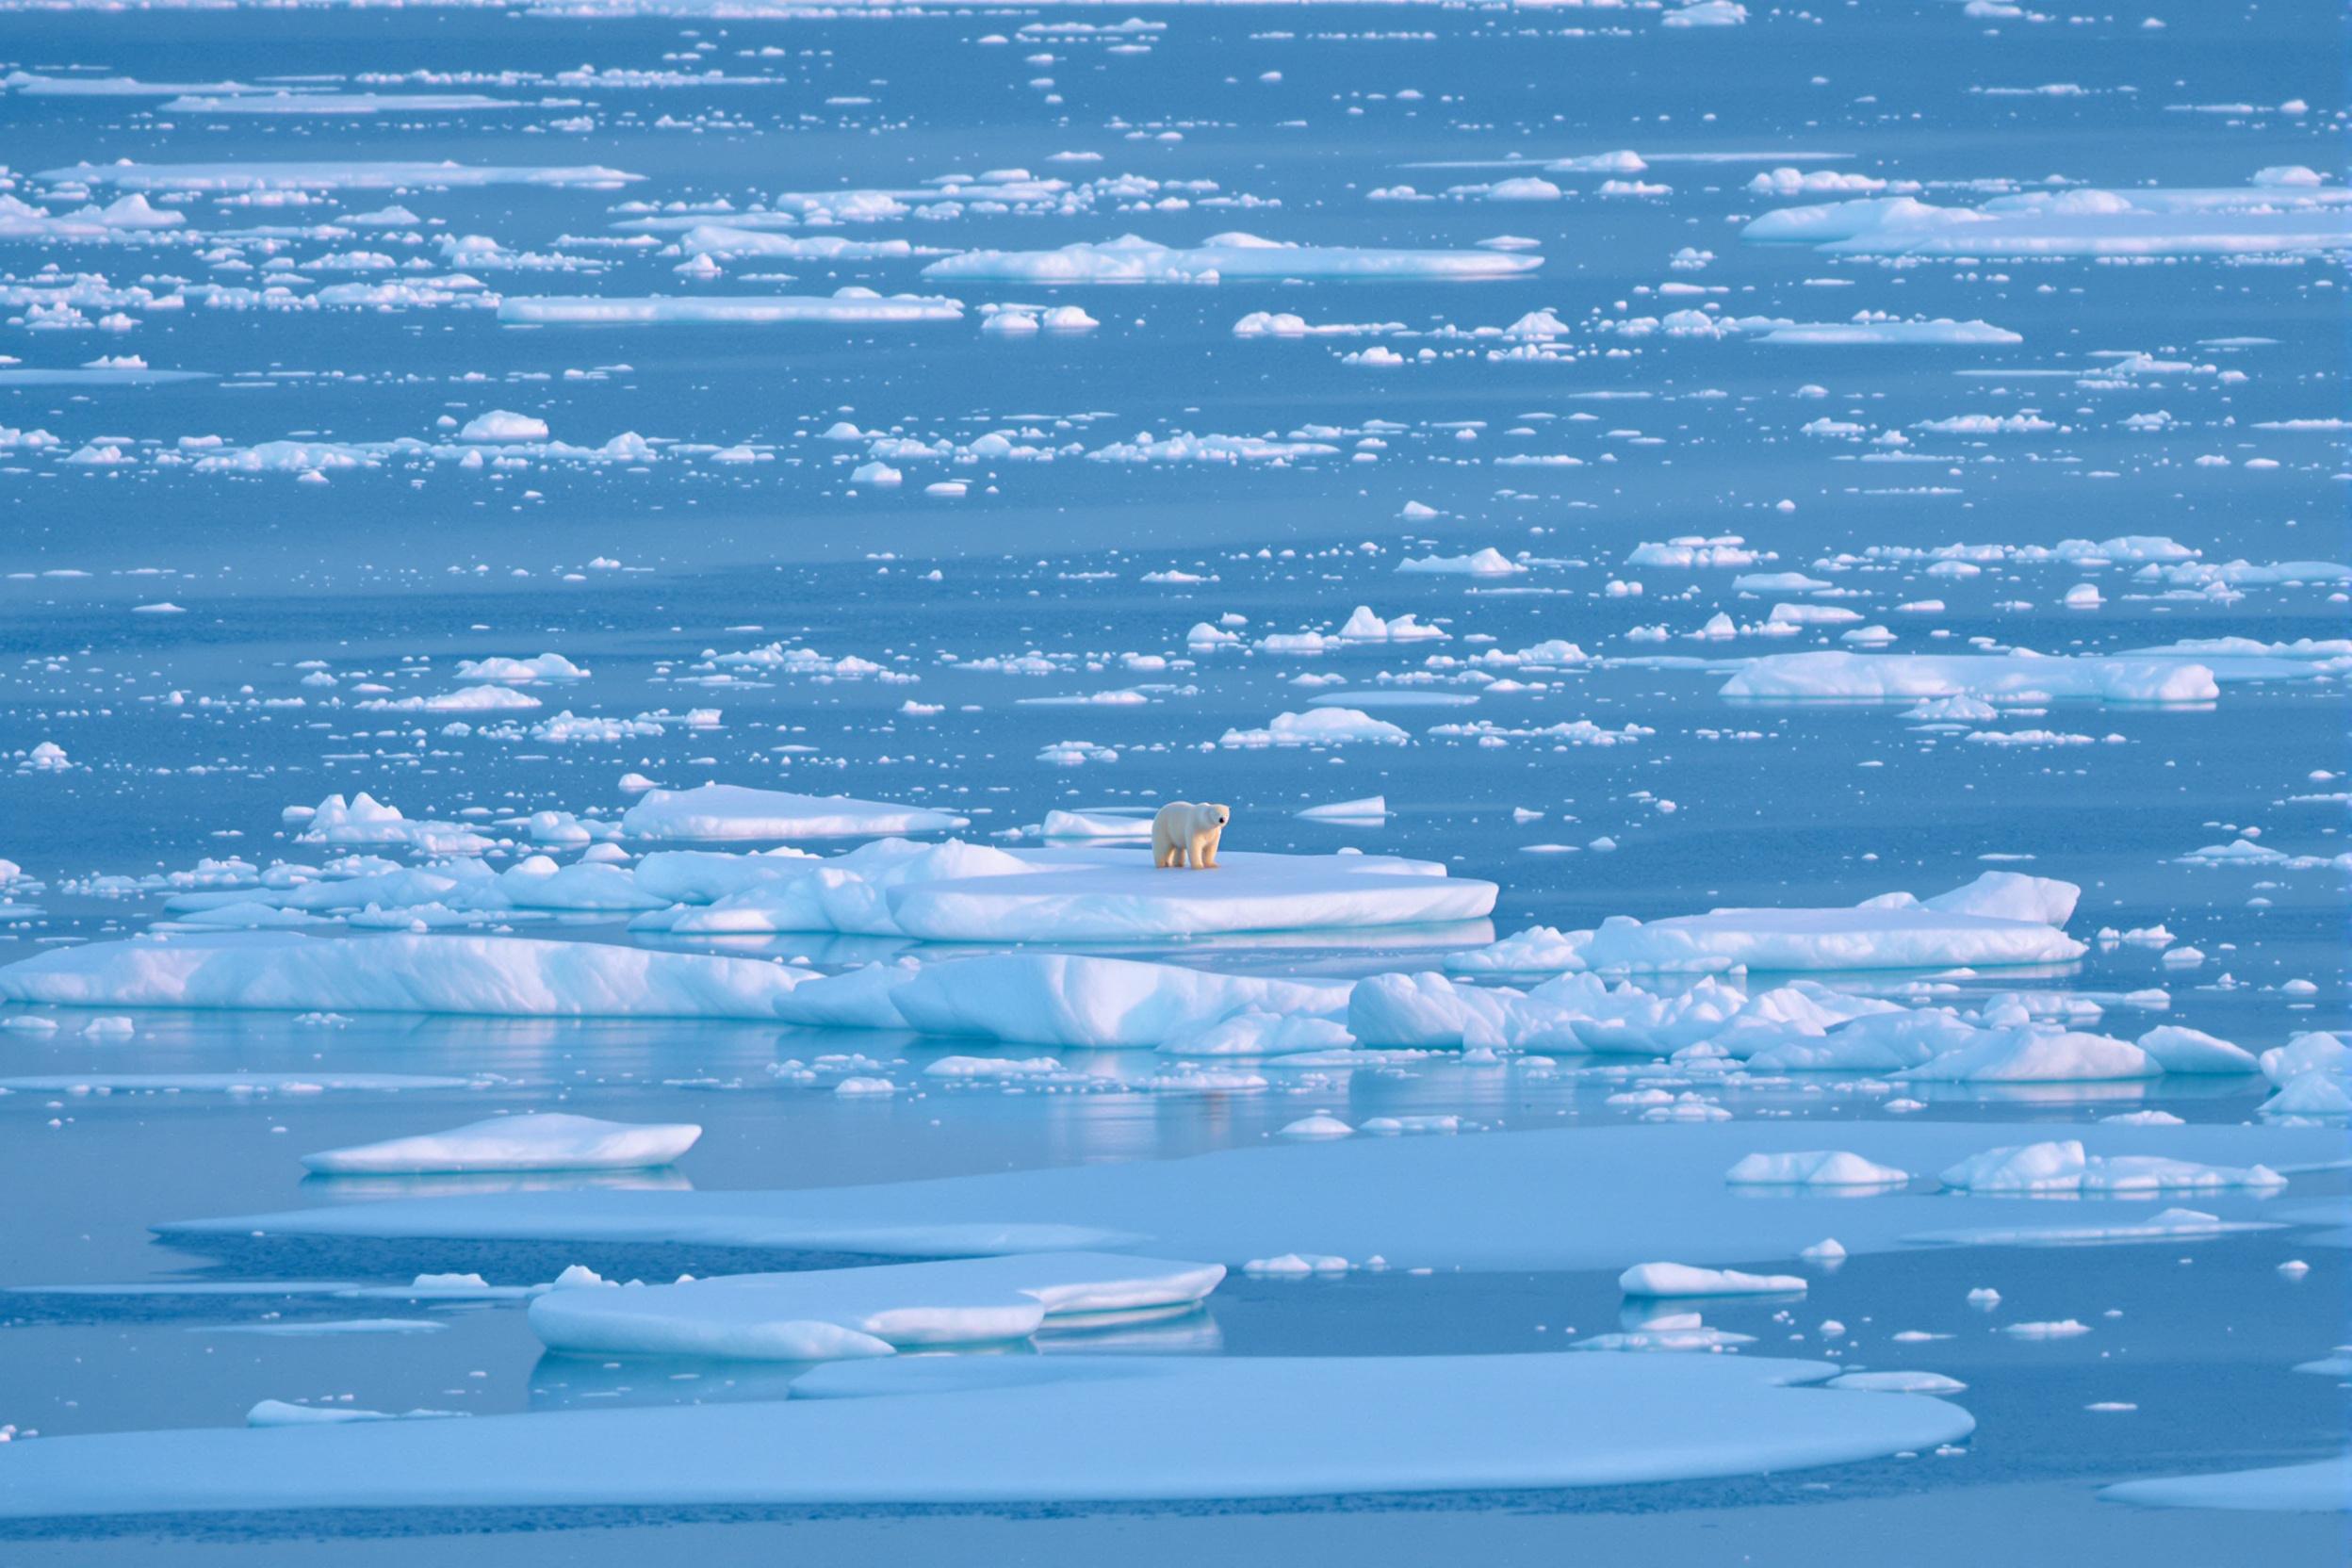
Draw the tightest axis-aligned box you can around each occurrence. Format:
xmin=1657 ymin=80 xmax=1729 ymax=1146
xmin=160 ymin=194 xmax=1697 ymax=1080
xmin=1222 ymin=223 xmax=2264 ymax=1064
xmin=618 ymin=785 xmax=970 ymax=841
xmin=1619 ymin=1263 xmax=1806 ymax=1298
xmin=1446 ymin=872 xmax=2085 ymax=975
xmin=642 ymin=843 xmax=1493 ymax=942
xmin=0 ymin=933 xmax=817 ymax=1020
xmin=528 ymin=1252 xmax=1226 ymax=1361
xmin=499 ymin=292 xmax=965 ymax=326
xmin=1744 ymin=185 xmax=2352 ymax=258
xmin=2102 ymin=1456 xmax=2352 ymax=1513
xmin=301 ymin=1114 xmax=702 ymax=1175
xmin=1719 ymin=652 xmax=2221 ymax=704
xmin=1936 ymin=1140 xmax=2286 ymax=1196
xmin=44 ymin=159 xmax=643 ymax=191
xmin=0 ymin=1351 xmax=1969 ymax=1518
xmin=923 ymin=233 xmax=1542 ymax=284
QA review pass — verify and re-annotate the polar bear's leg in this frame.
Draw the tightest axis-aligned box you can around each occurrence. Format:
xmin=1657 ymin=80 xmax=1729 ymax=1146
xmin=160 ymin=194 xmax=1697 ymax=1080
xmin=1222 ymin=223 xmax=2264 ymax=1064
xmin=1192 ymin=826 xmax=1221 ymax=869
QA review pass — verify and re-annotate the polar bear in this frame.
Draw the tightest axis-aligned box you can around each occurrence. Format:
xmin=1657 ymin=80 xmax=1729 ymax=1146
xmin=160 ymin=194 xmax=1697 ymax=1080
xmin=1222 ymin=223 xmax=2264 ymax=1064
xmin=1152 ymin=801 xmax=1231 ymax=870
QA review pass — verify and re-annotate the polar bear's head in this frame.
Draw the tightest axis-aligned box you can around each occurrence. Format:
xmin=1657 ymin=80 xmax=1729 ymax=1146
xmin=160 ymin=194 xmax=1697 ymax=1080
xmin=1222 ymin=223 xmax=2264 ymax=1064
xmin=1203 ymin=803 xmax=1232 ymax=827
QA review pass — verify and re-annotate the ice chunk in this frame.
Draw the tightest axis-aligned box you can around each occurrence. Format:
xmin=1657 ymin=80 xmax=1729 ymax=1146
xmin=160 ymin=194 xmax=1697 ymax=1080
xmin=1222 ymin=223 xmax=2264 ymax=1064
xmin=1896 ymin=1028 xmax=2157 ymax=1083
xmin=923 ymin=233 xmax=1542 ymax=284
xmin=302 ymin=1114 xmax=701 ymax=1175
xmin=1724 ymin=1151 xmax=1910 ymax=1187
xmin=1824 ymin=1372 xmax=1967 ymax=1395
xmin=0 ymin=932 xmax=824 ymax=1020
xmin=1578 ymin=892 xmax=2084 ymax=974
xmin=621 ymin=785 xmax=969 ymax=841
xmin=1721 ymin=652 xmax=2219 ymax=704
xmin=891 ymin=955 xmax=1348 ymax=1049
xmin=1919 ymin=872 xmax=2080 ymax=927
xmin=529 ymin=1252 xmax=1225 ymax=1362
xmin=2135 ymin=1025 xmax=2261 ymax=1074
xmin=1620 ymin=1263 xmax=1806 ymax=1298
xmin=1937 ymin=1140 xmax=2286 ymax=1195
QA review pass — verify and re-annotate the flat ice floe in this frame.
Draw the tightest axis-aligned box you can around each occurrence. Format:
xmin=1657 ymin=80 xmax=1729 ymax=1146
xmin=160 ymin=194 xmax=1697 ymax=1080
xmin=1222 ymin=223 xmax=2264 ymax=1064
xmin=1719 ymin=652 xmax=2221 ymax=704
xmin=923 ymin=233 xmax=1542 ymax=284
xmin=528 ymin=1252 xmax=1226 ymax=1361
xmin=301 ymin=1114 xmax=702 ymax=1175
xmin=1743 ymin=185 xmax=2352 ymax=258
xmin=42 ymin=159 xmax=642 ymax=191
xmin=0 ymin=932 xmax=816 ymax=1020
xmin=160 ymin=1120 xmax=2344 ymax=1273
xmin=498 ymin=293 xmax=965 ymax=326
xmin=638 ymin=841 xmax=1494 ymax=942
xmin=619 ymin=785 xmax=970 ymax=841
xmin=2102 ymin=1455 xmax=2351 ymax=1512
xmin=0 ymin=1352 xmax=1971 ymax=1518
xmin=1454 ymin=872 xmax=2087 ymax=974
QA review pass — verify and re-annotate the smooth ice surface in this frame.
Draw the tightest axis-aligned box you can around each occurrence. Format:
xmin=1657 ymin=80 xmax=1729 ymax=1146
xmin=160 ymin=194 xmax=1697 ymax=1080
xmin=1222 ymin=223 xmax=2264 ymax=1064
xmin=0 ymin=1352 xmax=1971 ymax=1518
xmin=2102 ymin=1456 xmax=2352 ymax=1512
xmin=163 ymin=1120 xmax=2343 ymax=1272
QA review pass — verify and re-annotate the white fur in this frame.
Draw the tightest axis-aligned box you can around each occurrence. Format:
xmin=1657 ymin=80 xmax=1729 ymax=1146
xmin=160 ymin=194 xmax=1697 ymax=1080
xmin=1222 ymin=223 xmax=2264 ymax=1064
xmin=1152 ymin=801 xmax=1232 ymax=870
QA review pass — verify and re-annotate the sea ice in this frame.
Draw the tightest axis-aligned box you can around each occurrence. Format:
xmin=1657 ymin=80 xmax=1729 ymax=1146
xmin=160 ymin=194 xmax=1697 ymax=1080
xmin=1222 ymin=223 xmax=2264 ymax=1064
xmin=302 ymin=1114 xmax=702 ymax=1175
